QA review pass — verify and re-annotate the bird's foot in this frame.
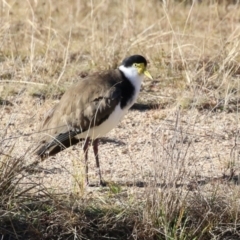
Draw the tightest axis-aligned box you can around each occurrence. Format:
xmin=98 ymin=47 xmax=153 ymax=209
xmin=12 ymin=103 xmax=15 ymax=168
xmin=99 ymin=180 xmax=107 ymax=187
xmin=85 ymin=180 xmax=107 ymax=187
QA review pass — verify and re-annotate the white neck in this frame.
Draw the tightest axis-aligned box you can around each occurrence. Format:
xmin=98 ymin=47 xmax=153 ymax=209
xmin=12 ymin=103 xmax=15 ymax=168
xmin=118 ymin=65 xmax=143 ymax=97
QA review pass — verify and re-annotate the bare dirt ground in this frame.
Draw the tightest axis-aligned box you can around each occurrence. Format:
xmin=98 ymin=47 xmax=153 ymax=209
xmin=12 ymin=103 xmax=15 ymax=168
xmin=1 ymin=89 xmax=239 ymax=194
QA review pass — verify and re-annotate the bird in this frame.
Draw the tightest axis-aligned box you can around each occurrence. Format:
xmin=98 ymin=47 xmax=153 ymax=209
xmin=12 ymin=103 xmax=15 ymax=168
xmin=34 ymin=55 xmax=152 ymax=186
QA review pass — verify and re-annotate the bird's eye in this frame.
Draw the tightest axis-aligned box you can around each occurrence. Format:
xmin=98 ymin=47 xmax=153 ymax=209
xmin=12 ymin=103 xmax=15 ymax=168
xmin=133 ymin=63 xmax=137 ymax=67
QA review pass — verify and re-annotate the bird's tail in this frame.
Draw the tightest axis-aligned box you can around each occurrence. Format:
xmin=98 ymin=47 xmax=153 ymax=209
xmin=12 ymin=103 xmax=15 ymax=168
xmin=35 ymin=136 xmax=81 ymax=158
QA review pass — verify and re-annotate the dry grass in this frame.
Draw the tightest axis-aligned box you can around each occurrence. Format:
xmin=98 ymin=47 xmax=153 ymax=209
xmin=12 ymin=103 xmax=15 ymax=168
xmin=1 ymin=0 xmax=240 ymax=239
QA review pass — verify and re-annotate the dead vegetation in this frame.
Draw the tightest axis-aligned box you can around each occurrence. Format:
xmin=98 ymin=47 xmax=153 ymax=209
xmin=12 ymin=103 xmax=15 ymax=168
xmin=1 ymin=0 xmax=240 ymax=239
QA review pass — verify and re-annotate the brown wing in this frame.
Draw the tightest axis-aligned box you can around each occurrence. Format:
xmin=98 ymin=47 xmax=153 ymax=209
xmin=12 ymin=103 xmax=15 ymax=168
xmin=35 ymin=69 xmax=123 ymax=157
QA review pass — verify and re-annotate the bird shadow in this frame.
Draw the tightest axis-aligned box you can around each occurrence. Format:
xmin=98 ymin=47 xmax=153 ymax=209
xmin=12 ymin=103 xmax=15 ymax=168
xmin=99 ymin=137 xmax=126 ymax=146
xmin=88 ymin=174 xmax=240 ymax=189
xmin=130 ymin=103 xmax=157 ymax=111
xmin=24 ymin=166 xmax=63 ymax=175
xmin=0 ymin=98 xmax=13 ymax=106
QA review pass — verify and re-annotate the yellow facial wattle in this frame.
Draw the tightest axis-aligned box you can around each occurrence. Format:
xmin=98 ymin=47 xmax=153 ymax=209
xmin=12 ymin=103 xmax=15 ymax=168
xmin=134 ymin=63 xmax=153 ymax=80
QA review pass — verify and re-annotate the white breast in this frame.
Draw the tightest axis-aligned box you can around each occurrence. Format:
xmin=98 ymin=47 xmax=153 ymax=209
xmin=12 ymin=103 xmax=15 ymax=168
xmin=76 ymin=103 xmax=128 ymax=140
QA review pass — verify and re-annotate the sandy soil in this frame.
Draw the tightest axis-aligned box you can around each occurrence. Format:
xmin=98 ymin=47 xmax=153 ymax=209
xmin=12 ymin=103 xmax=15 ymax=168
xmin=1 ymin=93 xmax=240 ymax=193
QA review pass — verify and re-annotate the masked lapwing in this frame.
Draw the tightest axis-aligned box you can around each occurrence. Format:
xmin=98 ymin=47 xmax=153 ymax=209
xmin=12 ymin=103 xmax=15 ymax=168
xmin=34 ymin=55 xmax=152 ymax=186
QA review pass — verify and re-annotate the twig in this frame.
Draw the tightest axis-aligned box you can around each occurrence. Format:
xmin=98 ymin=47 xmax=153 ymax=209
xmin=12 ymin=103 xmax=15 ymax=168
xmin=0 ymin=80 xmax=47 ymax=86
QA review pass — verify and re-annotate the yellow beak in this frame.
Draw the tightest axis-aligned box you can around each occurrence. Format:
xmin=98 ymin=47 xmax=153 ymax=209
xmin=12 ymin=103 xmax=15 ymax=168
xmin=144 ymin=70 xmax=153 ymax=80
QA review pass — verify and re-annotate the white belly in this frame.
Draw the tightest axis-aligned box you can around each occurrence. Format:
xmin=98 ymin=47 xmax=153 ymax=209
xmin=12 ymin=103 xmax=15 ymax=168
xmin=76 ymin=103 xmax=128 ymax=140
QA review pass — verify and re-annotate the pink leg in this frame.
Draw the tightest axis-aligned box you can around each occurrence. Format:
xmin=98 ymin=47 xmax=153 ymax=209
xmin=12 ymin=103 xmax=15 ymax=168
xmin=93 ymin=139 xmax=105 ymax=186
xmin=83 ymin=138 xmax=90 ymax=185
